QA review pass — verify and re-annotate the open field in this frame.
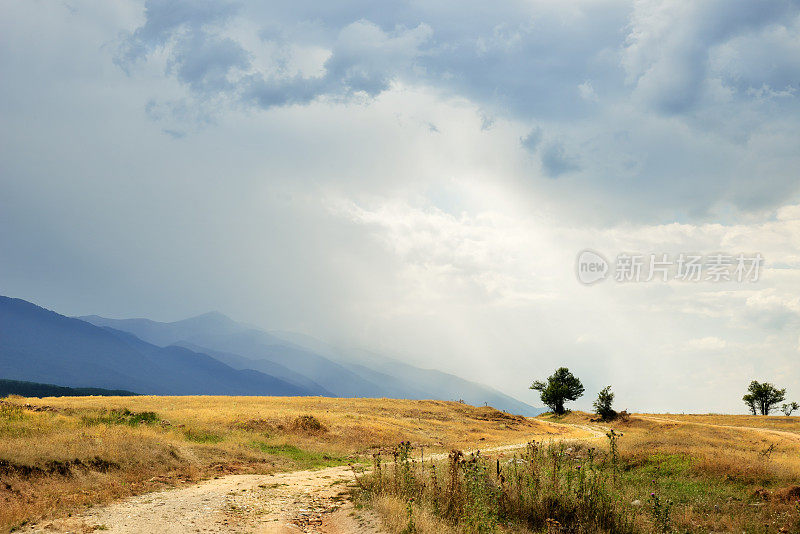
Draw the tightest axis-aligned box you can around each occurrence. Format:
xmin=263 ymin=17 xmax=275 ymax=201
xmin=363 ymin=411 xmax=800 ymax=533
xmin=0 ymin=395 xmax=576 ymax=532
xmin=3 ymin=397 xmax=800 ymax=533
xmin=637 ymin=413 xmax=800 ymax=435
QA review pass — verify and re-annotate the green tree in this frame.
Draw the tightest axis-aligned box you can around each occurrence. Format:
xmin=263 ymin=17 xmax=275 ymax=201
xmin=593 ymin=385 xmax=617 ymax=421
xmin=742 ymin=381 xmax=786 ymax=416
xmin=781 ymin=402 xmax=799 ymax=416
xmin=530 ymin=367 xmax=584 ymax=415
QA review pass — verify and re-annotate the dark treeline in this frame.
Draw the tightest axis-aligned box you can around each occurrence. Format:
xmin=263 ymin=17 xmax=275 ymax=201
xmin=0 ymin=379 xmax=136 ymax=398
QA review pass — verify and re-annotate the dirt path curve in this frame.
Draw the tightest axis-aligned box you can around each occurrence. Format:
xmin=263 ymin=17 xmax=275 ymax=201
xmin=22 ymin=466 xmax=377 ymax=534
xmin=638 ymin=415 xmax=800 ymax=442
xmin=21 ymin=422 xmax=603 ymax=534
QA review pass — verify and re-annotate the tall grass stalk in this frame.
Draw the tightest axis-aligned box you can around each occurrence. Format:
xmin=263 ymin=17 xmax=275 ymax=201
xmin=364 ymin=441 xmax=635 ymax=533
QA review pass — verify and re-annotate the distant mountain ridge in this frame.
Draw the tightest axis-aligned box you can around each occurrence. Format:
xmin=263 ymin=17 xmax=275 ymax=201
xmin=80 ymin=310 xmax=543 ymax=416
xmin=171 ymin=341 xmax=334 ymax=397
xmin=0 ymin=296 xmax=316 ymax=396
xmin=0 ymin=294 xmax=541 ymax=414
xmin=78 ymin=311 xmax=255 ymax=346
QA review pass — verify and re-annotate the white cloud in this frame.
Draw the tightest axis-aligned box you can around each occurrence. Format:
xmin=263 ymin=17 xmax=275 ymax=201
xmin=325 ymin=194 xmax=800 ymax=411
xmin=578 ymin=80 xmax=598 ymax=102
xmin=685 ymin=337 xmax=727 ymax=351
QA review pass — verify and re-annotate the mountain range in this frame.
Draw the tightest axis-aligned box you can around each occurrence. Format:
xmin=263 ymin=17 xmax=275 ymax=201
xmin=0 ymin=295 xmax=542 ymax=415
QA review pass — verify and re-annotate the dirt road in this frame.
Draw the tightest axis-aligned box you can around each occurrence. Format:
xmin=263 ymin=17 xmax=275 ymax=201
xmin=21 ymin=465 xmax=378 ymax=534
xmin=20 ymin=423 xmax=604 ymax=534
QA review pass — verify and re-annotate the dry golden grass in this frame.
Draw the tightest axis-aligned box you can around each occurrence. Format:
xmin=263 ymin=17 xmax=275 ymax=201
xmin=615 ymin=414 xmax=800 ymax=483
xmin=0 ymin=396 xmax=571 ymax=532
xmin=551 ymin=412 xmax=800 ymax=532
xmin=371 ymin=494 xmax=459 ymax=534
xmin=7 ymin=398 xmax=800 ymax=533
xmin=368 ymin=411 xmax=800 ymax=533
xmin=10 ymin=395 xmax=569 ymax=452
xmin=642 ymin=412 xmax=800 ymax=433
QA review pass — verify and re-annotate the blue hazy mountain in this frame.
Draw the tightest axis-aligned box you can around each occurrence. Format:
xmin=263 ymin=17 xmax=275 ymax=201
xmin=80 ymin=314 xmax=389 ymax=398
xmin=79 ymin=311 xmax=265 ymax=346
xmin=80 ymin=311 xmax=543 ymax=415
xmin=0 ymin=296 xmax=315 ymax=396
xmin=173 ymin=341 xmax=334 ymax=397
xmin=267 ymin=334 xmax=546 ymax=417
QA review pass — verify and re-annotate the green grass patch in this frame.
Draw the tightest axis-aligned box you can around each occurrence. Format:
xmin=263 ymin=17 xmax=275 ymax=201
xmin=183 ymin=429 xmax=224 ymax=443
xmin=619 ymin=453 xmax=754 ymax=506
xmin=635 ymin=452 xmax=693 ymax=476
xmin=250 ymin=442 xmax=346 ymax=469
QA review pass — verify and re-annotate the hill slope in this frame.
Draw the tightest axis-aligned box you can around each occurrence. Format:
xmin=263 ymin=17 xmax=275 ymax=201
xmin=174 ymin=342 xmax=334 ymax=396
xmin=0 ymin=296 xmax=315 ymax=396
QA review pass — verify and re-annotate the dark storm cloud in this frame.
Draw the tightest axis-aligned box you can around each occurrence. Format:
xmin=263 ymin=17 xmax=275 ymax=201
xmin=116 ymin=0 xmax=240 ymax=69
xmin=170 ymin=33 xmax=250 ymax=93
xmin=119 ymin=0 xmax=800 ymax=122
xmin=623 ymin=0 xmax=800 ymax=114
xmin=110 ymin=0 xmax=800 ymax=218
xmin=540 ymin=142 xmax=580 ymax=178
xmin=119 ymin=2 xmax=433 ymax=109
xmin=519 ymin=127 xmax=542 ymax=153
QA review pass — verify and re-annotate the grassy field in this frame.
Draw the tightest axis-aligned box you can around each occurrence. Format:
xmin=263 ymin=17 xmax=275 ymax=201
xmin=0 ymin=395 xmax=572 ymax=532
xmin=3 ymin=397 xmax=800 ymax=533
xmin=638 ymin=413 xmax=800 ymax=433
xmin=362 ymin=411 xmax=800 ymax=533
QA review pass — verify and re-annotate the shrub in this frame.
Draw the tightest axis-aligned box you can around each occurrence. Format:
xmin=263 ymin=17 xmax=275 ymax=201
xmin=291 ymin=414 xmax=327 ymax=433
xmin=83 ymin=408 xmax=158 ymax=426
xmin=231 ymin=418 xmax=275 ymax=434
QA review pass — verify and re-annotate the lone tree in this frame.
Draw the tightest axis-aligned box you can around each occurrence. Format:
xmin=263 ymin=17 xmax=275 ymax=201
xmin=742 ymin=381 xmax=786 ymax=415
xmin=530 ymin=367 xmax=584 ymax=415
xmin=782 ymin=402 xmax=799 ymax=416
xmin=593 ymin=385 xmax=617 ymax=421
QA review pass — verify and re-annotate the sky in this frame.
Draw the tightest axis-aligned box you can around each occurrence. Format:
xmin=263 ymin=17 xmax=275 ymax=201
xmin=1 ymin=0 xmax=799 ymax=413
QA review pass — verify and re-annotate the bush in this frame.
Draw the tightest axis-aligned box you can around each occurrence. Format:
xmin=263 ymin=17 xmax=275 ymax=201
xmin=291 ymin=414 xmax=327 ymax=433
xmin=83 ymin=408 xmax=158 ymax=426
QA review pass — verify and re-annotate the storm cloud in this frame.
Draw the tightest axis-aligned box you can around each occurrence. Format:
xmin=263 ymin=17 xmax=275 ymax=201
xmin=106 ymin=0 xmax=800 ymax=217
xmin=1 ymin=0 xmax=799 ymax=412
